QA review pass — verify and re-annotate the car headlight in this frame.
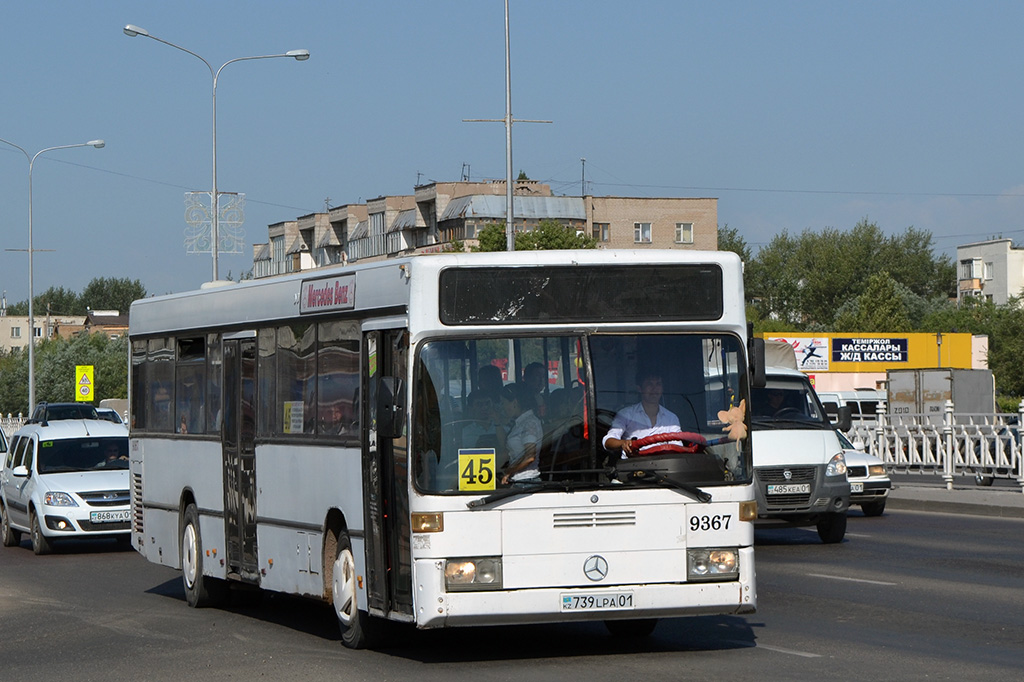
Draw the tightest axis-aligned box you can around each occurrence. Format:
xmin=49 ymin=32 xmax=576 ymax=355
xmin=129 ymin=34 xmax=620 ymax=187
xmin=444 ymin=557 xmax=503 ymax=591
xmin=868 ymin=464 xmax=886 ymax=477
xmin=44 ymin=491 xmax=78 ymax=507
xmin=687 ymin=548 xmax=739 ymax=582
xmin=826 ymin=452 xmax=847 ymax=477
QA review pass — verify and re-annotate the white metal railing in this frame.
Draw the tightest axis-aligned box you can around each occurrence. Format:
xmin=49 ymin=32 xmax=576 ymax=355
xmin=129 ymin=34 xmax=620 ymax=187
xmin=1 ymin=414 xmax=27 ymax=438
xmin=845 ymin=401 xmax=1024 ymax=492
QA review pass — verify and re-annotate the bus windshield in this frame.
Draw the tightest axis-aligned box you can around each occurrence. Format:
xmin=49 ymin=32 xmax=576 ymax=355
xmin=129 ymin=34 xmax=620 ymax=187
xmin=413 ymin=333 xmax=751 ymax=494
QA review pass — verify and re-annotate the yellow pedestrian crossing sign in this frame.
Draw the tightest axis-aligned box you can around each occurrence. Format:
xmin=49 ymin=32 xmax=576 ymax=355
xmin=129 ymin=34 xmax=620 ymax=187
xmin=76 ymin=365 xmax=94 ymax=402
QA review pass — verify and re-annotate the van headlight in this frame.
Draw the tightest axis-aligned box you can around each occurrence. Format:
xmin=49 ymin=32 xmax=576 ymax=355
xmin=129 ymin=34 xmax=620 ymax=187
xmin=445 ymin=557 xmax=503 ymax=591
xmin=826 ymin=452 xmax=847 ymax=477
xmin=687 ymin=548 xmax=739 ymax=582
xmin=868 ymin=464 xmax=886 ymax=477
xmin=44 ymin=491 xmax=78 ymax=507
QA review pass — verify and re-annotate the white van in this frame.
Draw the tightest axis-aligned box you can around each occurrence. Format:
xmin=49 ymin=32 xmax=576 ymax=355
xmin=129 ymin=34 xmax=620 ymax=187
xmin=750 ymin=342 xmax=851 ymax=543
xmin=817 ymin=389 xmax=886 ymax=425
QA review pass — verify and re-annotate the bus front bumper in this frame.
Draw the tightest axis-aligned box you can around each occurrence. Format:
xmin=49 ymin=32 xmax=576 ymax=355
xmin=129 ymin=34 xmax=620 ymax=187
xmin=411 ymin=546 xmax=755 ymax=629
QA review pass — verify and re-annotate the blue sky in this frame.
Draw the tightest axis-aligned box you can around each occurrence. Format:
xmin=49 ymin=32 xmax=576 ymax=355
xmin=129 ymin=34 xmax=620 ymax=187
xmin=1 ymin=1 xmax=1021 ymax=301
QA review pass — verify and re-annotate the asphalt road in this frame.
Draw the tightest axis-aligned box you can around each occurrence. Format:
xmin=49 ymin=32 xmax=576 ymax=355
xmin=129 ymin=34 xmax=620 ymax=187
xmin=1 ymin=508 xmax=1021 ymax=681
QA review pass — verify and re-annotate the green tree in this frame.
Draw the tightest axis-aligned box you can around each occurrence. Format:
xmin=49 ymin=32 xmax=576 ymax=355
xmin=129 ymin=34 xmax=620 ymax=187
xmin=716 ymin=224 xmax=752 ymax=263
xmin=81 ymin=277 xmax=147 ymax=314
xmin=35 ymin=286 xmax=84 ymax=315
xmin=473 ymin=219 xmax=597 ymax=252
xmin=833 ymin=271 xmax=912 ymax=332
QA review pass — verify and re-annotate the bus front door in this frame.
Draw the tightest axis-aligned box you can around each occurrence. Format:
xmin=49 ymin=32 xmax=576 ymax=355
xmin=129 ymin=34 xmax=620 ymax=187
xmin=362 ymin=329 xmax=412 ymax=618
xmin=222 ymin=337 xmax=259 ymax=583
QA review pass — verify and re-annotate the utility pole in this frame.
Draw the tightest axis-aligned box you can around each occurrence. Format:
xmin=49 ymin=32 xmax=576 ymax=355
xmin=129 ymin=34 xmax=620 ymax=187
xmin=463 ymin=0 xmax=550 ymax=251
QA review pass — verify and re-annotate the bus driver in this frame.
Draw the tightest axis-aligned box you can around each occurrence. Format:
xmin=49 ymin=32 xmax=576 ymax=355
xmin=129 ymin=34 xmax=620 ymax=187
xmin=602 ymin=370 xmax=682 ymax=457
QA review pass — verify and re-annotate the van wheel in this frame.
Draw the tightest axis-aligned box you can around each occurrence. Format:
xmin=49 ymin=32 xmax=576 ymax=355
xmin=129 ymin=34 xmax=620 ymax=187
xmin=30 ymin=511 xmax=53 ymax=555
xmin=331 ymin=532 xmax=383 ymax=649
xmin=816 ymin=512 xmax=847 ymax=544
xmin=181 ymin=504 xmax=227 ymax=607
xmin=860 ymin=500 xmax=886 ymax=517
xmin=1 ymin=504 xmax=22 ymax=547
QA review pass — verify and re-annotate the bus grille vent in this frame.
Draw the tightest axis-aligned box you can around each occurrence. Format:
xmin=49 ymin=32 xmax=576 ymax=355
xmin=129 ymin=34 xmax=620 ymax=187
xmin=131 ymin=472 xmax=144 ymax=534
xmin=553 ymin=510 xmax=636 ymax=528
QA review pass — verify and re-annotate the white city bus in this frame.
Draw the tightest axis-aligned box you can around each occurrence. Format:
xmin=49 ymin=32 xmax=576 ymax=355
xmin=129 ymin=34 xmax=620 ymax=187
xmin=128 ymin=249 xmax=759 ymax=648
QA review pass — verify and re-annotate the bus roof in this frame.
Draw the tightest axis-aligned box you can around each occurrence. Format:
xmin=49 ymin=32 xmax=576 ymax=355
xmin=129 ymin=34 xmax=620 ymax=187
xmin=129 ymin=249 xmax=744 ymax=337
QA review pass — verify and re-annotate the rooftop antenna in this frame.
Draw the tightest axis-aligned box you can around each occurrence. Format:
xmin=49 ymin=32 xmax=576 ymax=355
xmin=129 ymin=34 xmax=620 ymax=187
xmin=464 ymin=0 xmax=551 ymax=251
xmin=581 ymin=157 xmax=586 ymax=196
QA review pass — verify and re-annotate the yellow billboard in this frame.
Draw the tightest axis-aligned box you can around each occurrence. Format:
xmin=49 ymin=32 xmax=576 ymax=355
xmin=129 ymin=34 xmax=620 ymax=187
xmin=762 ymin=333 xmax=974 ymax=373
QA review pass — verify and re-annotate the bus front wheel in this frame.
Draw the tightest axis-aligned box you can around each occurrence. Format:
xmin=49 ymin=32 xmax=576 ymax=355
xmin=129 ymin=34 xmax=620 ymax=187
xmin=332 ymin=533 xmax=383 ymax=649
xmin=605 ymin=618 xmax=658 ymax=637
xmin=181 ymin=504 xmax=227 ymax=608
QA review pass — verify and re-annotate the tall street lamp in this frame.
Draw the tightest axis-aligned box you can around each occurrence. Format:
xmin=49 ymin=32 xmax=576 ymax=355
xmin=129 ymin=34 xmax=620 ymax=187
xmin=0 ymin=137 xmax=105 ymax=412
xmin=123 ymin=24 xmax=309 ymax=282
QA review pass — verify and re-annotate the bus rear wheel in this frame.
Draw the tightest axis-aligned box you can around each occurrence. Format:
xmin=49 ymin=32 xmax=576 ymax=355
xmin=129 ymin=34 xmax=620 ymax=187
xmin=331 ymin=532 xmax=383 ymax=649
xmin=181 ymin=504 xmax=227 ymax=608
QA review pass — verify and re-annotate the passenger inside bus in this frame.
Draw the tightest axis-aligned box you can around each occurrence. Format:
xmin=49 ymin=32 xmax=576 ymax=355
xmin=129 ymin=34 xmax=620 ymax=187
xmin=460 ymin=389 xmax=500 ymax=449
xmin=498 ymin=383 xmax=542 ymax=485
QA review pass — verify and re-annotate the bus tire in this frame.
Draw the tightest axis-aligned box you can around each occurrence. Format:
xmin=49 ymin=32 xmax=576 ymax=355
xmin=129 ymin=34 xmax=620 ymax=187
xmin=332 ymin=532 xmax=382 ymax=649
xmin=816 ymin=511 xmax=847 ymax=544
xmin=1 ymin=504 xmax=21 ymax=547
xmin=181 ymin=504 xmax=227 ymax=608
xmin=30 ymin=510 xmax=53 ymax=555
xmin=605 ymin=618 xmax=658 ymax=637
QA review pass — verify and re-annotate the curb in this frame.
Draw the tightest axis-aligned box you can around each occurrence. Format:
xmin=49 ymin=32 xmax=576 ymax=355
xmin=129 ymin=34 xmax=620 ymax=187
xmin=886 ymin=490 xmax=1024 ymax=520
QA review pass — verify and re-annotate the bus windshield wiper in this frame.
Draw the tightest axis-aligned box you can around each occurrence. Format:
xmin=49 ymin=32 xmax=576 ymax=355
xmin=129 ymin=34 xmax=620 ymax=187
xmin=466 ymin=479 xmax=585 ymax=509
xmin=617 ymin=469 xmax=712 ymax=503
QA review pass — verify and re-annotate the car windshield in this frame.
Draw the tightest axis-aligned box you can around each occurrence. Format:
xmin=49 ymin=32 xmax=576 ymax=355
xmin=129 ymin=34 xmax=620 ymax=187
xmin=750 ymin=377 xmax=831 ymax=430
xmin=36 ymin=404 xmax=99 ymax=421
xmin=36 ymin=437 xmax=129 ymax=473
xmin=412 ymin=333 xmax=752 ymax=494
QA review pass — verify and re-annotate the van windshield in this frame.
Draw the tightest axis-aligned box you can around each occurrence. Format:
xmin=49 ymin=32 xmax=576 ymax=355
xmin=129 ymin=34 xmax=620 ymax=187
xmin=751 ymin=378 xmax=831 ymax=430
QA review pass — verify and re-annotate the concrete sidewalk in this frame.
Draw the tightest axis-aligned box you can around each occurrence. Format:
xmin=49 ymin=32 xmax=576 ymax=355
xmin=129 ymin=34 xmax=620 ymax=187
xmin=885 ymin=477 xmax=1024 ymax=519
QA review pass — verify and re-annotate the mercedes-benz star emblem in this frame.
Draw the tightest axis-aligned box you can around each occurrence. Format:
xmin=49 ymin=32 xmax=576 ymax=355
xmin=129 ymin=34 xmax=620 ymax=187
xmin=583 ymin=555 xmax=609 ymax=582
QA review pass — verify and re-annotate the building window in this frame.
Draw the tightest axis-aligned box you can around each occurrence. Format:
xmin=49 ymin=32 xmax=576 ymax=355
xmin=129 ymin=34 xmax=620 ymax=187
xmin=33 ymin=327 xmax=41 ymax=338
xmin=634 ymin=222 xmax=652 ymax=243
xmin=11 ymin=327 xmax=21 ymax=338
xmin=959 ymin=258 xmax=982 ymax=280
xmin=675 ymin=222 xmax=694 ymax=244
xmin=984 ymin=261 xmax=994 ymax=280
xmin=592 ymin=223 xmax=610 ymax=242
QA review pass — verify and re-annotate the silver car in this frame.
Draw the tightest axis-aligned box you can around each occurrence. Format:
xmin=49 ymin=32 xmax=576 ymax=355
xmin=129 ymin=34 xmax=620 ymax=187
xmin=837 ymin=430 xmax=891 ymax=517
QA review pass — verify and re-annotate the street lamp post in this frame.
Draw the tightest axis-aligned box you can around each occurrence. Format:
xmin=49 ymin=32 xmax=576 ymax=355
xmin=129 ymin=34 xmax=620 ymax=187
xmin=0 ymin=137 xmax=105 ymax=412
xmin=123 ymin=24 xmax=309 ymax=282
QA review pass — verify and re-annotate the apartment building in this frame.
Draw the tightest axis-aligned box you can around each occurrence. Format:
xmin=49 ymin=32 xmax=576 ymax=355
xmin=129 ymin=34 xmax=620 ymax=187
xmin=957 ymin=238 xmax=1024 ymax=305
xmin=251 ymin=179 xmax=718 ymax=278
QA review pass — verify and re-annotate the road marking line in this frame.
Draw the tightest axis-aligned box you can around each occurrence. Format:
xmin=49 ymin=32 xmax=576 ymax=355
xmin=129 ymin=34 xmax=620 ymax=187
xmin=757 ymin=644 xmax=822 ymax=658
xmin=808 ymin=572 xmax=897 ymax=586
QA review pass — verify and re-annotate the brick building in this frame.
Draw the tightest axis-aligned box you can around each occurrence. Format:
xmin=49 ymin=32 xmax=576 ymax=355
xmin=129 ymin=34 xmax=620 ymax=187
xmin=252 ymin=179 xmax=717 ymax=277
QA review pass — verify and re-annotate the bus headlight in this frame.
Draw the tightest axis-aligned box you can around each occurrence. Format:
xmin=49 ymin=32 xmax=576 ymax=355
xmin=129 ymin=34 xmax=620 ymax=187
xmin=687 ymin=548 xmax=739 ymax=582
xmin=444 ymin=557 xmax=503 ymax=591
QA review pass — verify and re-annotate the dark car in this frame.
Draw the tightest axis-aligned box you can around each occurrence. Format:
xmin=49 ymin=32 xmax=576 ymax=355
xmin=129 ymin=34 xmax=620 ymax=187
xmin=29 ymin=403 xmax=100 ymax=424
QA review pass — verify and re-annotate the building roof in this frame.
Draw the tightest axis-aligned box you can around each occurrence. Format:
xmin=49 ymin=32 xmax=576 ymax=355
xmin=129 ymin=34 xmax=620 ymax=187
xmin=349 ymin=220 xmax=369 ymax=240
xmin=389 ymin=208 xmax=418 ymax=233
xmin=253 ymin=243 xmax=270 ymax=261
xmin=439 ymin=195 xmax=585 ymax=221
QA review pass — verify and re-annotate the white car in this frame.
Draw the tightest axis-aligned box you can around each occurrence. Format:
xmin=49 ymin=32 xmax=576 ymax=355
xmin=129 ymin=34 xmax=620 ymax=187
xmin=1 ymin=419 xmax=130 ymax=554
xmin=837 ymin=430 xmax=891 ymax=517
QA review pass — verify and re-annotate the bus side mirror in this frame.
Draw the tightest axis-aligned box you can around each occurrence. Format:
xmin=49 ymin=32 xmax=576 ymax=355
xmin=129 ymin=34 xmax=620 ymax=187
xmin=749 ymin=337 xmax=766 ymax=389
xmin=377 ymin=376 xmax=405 ymax=439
